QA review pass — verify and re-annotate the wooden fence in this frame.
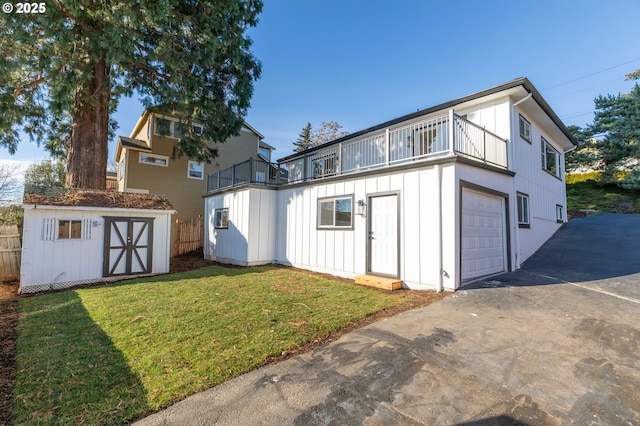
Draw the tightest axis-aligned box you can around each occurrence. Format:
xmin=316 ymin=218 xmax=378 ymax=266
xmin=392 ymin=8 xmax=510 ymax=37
xmin=0 ymin=224 xmax=21 ymax=281
xmin=176 ymin=217 xmax=204 ymax=256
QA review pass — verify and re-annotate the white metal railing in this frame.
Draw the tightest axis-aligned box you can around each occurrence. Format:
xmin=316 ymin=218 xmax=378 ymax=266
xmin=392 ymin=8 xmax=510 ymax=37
xmin=280 ymin=110 xmax=508 ymax=183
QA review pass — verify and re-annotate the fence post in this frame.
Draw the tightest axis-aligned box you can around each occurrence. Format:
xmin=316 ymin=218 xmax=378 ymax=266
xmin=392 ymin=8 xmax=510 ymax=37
xmin=385 ymin=128 xmax=390 ymax=166
xmin=483 ymin=126 xmax=487 ymax=163
xmin=217 ymin=170 xmax=220 ymax=190
xmin=231 ymin=164 xmax=236 ymax=187
xmin=249 ymin=157 xmax=253 ymax=183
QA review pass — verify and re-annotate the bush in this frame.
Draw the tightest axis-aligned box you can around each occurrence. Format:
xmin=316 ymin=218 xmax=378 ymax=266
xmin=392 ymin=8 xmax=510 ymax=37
xmin=0 ymin=204 xmax=24 ymax=225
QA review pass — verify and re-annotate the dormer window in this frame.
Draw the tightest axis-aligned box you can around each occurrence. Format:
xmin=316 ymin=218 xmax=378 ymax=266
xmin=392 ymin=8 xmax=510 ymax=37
xmin=258 ymin=147 xmax=271 ymax=161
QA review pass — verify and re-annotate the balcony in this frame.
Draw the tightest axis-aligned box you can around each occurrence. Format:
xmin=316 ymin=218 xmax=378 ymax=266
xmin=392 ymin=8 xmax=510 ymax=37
xmin=206 ymin=111 xmax=508 ymax=194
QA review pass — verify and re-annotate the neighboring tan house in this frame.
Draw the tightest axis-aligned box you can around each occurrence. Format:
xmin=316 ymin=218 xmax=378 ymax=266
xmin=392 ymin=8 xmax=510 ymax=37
xmin=203 ymin=77 xmax=577 ymax=291
xmin=115 ymin=110 xmax=273 ymax=256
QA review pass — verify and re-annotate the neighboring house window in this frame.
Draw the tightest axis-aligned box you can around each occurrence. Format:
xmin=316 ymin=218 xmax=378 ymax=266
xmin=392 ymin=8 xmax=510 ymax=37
xmin=154 ymin=115 xmax=204 ymax=139
xmin=258 ymin=147 xmax=271 ymax=161
xmin=519 ymin=115 xmax=531 ymax=143
xmin=155 ymin=117 xmax=172 ymax=136
xmin=517 ymin=193 xmax=530 ymax=228
xmin=139 ymin=153 xmax=168 ymax=167
xmin=318 ymin=196 xmax=353 ymax=229
xmin=541 ymin=137 xmax=561 ymax=177
xmin=556 ymin=204 xmax=564 ymax=223
xmin=188 ymin=161 xmax=204 ymax=179
xmin=215 ymin=208 xmax=229 ymax=229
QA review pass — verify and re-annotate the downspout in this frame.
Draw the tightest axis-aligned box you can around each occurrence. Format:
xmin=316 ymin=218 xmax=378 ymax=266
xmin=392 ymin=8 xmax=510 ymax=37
xmin=511 ymin=93 xmax=532 ymax=269
xmin=436 ymin=164 xmax=444 ymax=293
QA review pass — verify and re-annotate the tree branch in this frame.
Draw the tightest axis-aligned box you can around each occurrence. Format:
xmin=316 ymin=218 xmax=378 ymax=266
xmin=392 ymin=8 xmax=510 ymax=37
xmin=55 ymin=0 xmax=91 ymax=33
xmin=13 ymin=65 xmax=63 ymax=100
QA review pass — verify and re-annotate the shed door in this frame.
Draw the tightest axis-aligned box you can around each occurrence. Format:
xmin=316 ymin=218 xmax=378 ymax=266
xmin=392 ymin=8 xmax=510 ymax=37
xmin=368 ymin=194 xmax=399 ymax=277
xmin=461 ymin=189 xmax=506 ymax=282
xmin=103 ymin=217 xmax=154 ymax=277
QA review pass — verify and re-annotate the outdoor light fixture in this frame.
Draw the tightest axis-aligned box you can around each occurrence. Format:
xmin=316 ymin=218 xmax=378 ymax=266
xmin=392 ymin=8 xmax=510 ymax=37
xmin=357 ymin=199 xmax=366 ymax=217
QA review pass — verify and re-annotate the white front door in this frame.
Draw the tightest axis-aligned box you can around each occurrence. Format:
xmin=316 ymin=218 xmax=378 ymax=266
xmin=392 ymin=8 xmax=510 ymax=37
xmin=369 ymin=194 xmax=398 ymax=277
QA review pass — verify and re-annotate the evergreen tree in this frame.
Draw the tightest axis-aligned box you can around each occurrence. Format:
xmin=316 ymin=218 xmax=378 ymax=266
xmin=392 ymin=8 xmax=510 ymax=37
xmin=293 ymin=123 xmax=313 ymax=153
xmin=1 ymin=1 xmax=262 ymax=189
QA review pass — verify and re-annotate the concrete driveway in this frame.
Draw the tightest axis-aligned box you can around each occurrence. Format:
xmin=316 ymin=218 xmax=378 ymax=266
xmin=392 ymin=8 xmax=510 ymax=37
xmin=135 ymin=214 xmax=640 ymax=425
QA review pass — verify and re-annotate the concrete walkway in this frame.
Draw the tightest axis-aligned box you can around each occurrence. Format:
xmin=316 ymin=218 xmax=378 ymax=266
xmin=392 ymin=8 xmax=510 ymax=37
xmin=135 ymin=214 xmax=640 ymax=425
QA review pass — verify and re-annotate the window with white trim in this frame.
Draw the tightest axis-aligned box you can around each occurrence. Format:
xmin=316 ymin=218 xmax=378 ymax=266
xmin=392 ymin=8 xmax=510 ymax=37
xmin=44 ymin=218 xmax=92 ymax=240
xmin=541 ymin=137 xmax=561 ymax=177
xmin=517 ymin=193 xmax=530 ymax=228
xmin=187 ymin=161 xmax=204 ymax=179
xmin=214 ymin=208 xmax=229 ymax=229
xmin=139 ymin=152 xmax=168 ymax=167
xmin=154 ymin=115 xmax=204 ymax=139
xmin=519 ymin=115 xmax=531 ymax=143
xmin=556 ymin=204 xmax=564 ymax=223
xmin=318 ymin=196 xmax=353 ymax=229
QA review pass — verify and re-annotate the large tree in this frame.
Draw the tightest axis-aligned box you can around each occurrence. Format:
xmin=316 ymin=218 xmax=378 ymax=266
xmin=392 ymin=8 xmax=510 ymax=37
xmin=1 ymin=1 xmax=262 ymax=189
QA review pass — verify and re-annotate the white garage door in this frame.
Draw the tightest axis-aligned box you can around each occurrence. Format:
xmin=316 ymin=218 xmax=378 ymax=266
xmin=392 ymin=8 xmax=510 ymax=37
xmin=461 ymin=189 xmax=506 ymax=282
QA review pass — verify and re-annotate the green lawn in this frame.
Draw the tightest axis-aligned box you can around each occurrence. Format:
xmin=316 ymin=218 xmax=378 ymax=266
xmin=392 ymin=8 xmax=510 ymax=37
xmin=13 ymin=265 xmax=429 ymax=425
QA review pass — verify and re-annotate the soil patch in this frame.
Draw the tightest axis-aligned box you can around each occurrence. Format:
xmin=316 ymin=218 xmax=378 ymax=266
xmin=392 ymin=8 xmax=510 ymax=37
xmin=0 ymin=280 xmax=18 ymax=426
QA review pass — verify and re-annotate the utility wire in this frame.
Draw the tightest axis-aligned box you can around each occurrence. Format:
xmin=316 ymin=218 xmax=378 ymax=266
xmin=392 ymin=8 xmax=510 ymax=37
xmin=542 ymin=57 xmax=640 ymax=91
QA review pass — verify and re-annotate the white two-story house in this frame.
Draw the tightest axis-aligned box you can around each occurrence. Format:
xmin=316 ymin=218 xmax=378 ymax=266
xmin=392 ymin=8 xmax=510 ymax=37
xmin=203 ymin=78 xmax=576 ymax=291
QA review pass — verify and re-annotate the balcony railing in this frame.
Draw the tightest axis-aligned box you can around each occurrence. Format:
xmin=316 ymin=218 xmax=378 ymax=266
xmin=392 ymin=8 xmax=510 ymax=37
xmin=206 ymin=111 xmax=509 ymax=193
xmin=206 ymin=157 xmax=288 ymax=193
xmin=281 ymin=111 xmax=508 ymax=184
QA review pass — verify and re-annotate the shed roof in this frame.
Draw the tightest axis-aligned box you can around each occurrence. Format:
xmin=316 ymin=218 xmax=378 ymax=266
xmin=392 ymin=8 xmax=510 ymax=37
xmin=23 ymin=187 xmax=174 ymax=210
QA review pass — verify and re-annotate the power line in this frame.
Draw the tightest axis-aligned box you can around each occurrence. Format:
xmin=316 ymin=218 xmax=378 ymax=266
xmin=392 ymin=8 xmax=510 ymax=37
xmin=548 ymin=77 xmax=623 ymax=102
xmin=542 ymin=57 xmax=640 ymax=91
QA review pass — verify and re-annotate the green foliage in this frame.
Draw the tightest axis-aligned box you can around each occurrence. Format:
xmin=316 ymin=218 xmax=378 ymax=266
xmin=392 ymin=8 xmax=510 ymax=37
xmin=566 ymin=180 xmax=640 ymax=213
xmin=23 ymin=158 xmax=66 ymax=188
xmin=565 ymin=125 xmax=598 ymax=173
xmin=0 ymin=1 xmax=263 ymax=162
xmin=0 ymin=204 xmax=23 ymax=225
xmin=566 ymin=172 xmax=601 ymax=184
xmin=293 ymin=122 xmax=313 ymax=153
xmin=14 ymin=266 xmax=428 ymax=424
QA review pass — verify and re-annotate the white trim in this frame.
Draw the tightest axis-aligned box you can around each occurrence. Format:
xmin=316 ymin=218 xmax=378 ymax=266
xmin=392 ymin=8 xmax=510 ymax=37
xmin=139 ymin=152 xmax=169 ymax=167
xmin=187 ymin=160 xmax=204 ymax=180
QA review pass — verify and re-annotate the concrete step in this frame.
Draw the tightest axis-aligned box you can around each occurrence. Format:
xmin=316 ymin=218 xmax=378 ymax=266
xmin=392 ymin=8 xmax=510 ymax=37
xmin=354 ymin=274 xmax=403 ymax=291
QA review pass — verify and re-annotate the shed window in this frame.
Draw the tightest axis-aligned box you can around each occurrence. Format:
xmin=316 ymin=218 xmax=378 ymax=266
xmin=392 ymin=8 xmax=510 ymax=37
xmin=58 ymin=220 xmax=82 ymax=239
xmin=318 ymin=197 xmax=353 ymax=229
xmin=215 ymin=208 xmax=229 ymax=229
xmin=556 ymin=204 xmax=564 ymax=223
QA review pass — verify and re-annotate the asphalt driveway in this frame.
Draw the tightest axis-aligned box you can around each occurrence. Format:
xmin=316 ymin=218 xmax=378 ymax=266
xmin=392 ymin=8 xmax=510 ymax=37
xmin=135 ymin=214 xmax=640 ymax=425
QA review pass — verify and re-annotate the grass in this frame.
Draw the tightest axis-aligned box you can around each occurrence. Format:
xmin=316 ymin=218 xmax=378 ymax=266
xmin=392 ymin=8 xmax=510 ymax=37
xmin=566 ymin=175 xmax=640 ymax=213
xmin=13 ymin=265 xmax=429 ymax=425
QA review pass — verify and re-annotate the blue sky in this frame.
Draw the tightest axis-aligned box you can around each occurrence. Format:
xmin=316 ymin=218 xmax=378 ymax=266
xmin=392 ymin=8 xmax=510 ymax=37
xmin=2 ymin=0 xmax=640 ymax=171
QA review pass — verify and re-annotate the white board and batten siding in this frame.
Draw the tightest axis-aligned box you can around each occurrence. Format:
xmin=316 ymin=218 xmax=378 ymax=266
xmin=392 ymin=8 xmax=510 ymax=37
xmin=204 ymin=187 xmax=276 ymax=266
xmin=20 ymin=205 xmax=173 ymax=293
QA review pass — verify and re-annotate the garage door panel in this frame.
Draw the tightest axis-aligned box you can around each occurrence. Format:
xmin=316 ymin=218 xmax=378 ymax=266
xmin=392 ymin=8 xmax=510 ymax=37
xmin=462 ymin=189 xmax=505 ymax=281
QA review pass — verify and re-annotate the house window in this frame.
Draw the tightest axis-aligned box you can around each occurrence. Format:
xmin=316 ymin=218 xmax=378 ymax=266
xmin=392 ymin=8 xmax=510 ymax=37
xmin=519 ymin=115 xmax=531 ymax=143
xmin=188 ymin=161 xmax=204 ymax=179
xmin=58 ymin=220 xmax=82 ymax=239
xmin=541 ymin=137 xmax=561 ymax=177
xmin=556 ymin=204 xmax=564 ymax=223
xmin=517 ymin=193 xmax=530 ymax=228
xmin=139 ymin=153 xmax=168 ymax=167
xmin=318 ymin=196 xmax=353 ymax=229
xmin=258 ymin=147 xmax=271 ymax=162
xmin=193 ymin=124 xmax=204 ymax=135
xmin=155 ymin=117 xmax=172 ymax=136
xmin=215 ymin=208 xmax=229 ymax=229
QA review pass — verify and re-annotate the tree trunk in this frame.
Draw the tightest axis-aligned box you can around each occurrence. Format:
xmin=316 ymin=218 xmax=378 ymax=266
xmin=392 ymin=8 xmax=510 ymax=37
xmin=65 ymin=58 xmax=110 ymax=189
